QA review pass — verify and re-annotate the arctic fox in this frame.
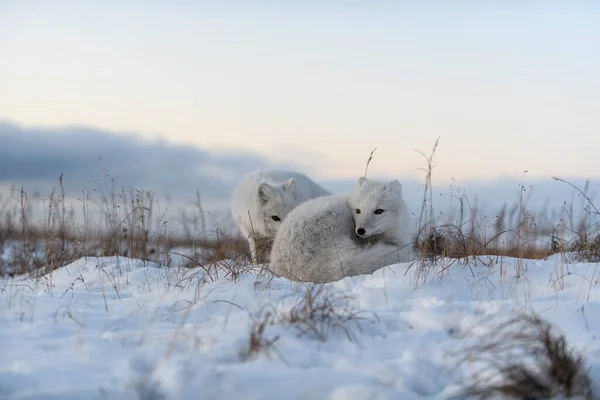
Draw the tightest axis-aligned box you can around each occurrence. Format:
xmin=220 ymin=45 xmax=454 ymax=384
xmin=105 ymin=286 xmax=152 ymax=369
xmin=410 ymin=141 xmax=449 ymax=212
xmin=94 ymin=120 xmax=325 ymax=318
xmin=270 ymin=177 xmax=415 ymax=283
xmin=231 ymin=170 xmax=331 ymax=264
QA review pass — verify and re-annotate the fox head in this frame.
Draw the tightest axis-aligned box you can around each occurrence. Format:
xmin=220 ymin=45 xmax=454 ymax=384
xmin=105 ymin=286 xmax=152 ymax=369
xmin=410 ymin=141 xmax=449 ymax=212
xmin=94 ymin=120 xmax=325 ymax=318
xmin=347 ymin=177 xmax=406 ymax=242
xmin=254 ymin=178 xmax=298 ymax=237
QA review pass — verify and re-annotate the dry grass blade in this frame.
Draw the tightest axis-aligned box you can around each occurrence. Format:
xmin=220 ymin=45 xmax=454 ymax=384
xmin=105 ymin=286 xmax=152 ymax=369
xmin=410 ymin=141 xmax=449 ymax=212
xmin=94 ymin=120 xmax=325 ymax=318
xmin=363 ymin=146 xmax=378 ymax=178
xmin=553 ymin=177 xmax=600 ymax=216
xmin=415 ymin=137 xmax=440 ymax=244
xmin=239 ymin=307 xmax=280 ymax=361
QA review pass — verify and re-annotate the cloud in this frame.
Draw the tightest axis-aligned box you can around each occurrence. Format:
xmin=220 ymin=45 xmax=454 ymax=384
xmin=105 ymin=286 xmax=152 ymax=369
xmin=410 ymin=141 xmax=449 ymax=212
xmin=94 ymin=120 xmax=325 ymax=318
xmin=0 ymin=119 xmax=301 ymax=203
xmin=1 ymin=119 xmax=598 ymax=222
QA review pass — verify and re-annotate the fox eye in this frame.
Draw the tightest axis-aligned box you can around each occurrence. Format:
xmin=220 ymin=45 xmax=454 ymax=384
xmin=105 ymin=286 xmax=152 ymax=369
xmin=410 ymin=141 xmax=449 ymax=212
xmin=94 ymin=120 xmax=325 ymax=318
xmin=271 ymin=215 xmax=281 ymax=221
xmin=355 ymin=209 xmax=361 ymax=214
xmin=374 ymin=209 xmax=384 ymax=214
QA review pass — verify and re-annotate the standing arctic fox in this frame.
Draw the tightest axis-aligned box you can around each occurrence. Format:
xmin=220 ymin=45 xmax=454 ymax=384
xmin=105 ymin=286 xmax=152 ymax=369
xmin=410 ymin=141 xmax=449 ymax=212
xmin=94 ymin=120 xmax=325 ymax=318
xmin=231 ymin=170 xmax=331 ymax=264
xmin=270 ymin=177 xmax=415 ymax=283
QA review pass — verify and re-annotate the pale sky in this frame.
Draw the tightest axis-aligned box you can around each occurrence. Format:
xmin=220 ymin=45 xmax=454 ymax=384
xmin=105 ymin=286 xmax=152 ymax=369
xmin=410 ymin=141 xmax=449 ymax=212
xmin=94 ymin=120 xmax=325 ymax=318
xmin=1 ymin=1 xmax=599 ymax=182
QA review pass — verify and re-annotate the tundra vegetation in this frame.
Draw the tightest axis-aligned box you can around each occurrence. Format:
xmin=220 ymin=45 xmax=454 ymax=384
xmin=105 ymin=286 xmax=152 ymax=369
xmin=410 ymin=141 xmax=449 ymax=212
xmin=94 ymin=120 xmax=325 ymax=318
xmin=1 ymin=140 xmax=599 ymax=399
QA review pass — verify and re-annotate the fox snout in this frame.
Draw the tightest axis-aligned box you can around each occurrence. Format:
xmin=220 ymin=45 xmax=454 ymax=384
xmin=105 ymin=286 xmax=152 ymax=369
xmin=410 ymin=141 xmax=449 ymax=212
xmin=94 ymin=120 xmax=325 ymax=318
xmin=356 ymin=228 xmax=366 ymax=236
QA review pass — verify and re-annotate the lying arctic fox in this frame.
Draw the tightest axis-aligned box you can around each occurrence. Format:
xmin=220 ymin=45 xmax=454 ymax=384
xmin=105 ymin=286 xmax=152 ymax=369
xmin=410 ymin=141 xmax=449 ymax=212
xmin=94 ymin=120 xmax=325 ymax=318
xmin=270 ymin=177 xmax=415 ymax=283
xmin=231 ymin=170 xmax=331 ymax=264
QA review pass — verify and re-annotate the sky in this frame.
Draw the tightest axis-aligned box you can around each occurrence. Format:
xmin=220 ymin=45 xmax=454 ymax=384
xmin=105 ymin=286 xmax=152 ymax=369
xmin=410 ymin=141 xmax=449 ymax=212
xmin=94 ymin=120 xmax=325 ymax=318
xmin=1 ymin=1 xmax=599 ymax=183
xmin=1 ymin=116 xmax=599 ymax=232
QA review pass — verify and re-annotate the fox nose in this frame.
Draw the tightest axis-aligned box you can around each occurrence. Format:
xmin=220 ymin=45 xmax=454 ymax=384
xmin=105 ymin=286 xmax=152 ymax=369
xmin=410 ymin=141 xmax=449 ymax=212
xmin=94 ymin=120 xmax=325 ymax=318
xmin=356 ymin=228 xmax=366 ymax=236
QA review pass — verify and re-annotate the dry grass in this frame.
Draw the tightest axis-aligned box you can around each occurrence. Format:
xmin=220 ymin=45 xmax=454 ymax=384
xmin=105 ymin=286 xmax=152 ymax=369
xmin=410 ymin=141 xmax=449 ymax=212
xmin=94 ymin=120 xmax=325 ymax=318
xmin=237 ymin=285 xmax=375 ymax=361
xmin=1 ymin=144 xmax=599 ymax=281
xmin=284 ymin=285 xmax=376 ymax=343
xmin=416 ymin=226 xmax=554 ymax=261
xmin=0 ymin=174 xmax=251 ymax=278
xmin=1 ymin=177 xmax=597 ymax=280
xmin=410 ymin=139 xmax=600 ymax=269
xmin=455 ymin=311 xmax=594 ymax=400
xmin=239 ymin=307 xmax=280 ymax=361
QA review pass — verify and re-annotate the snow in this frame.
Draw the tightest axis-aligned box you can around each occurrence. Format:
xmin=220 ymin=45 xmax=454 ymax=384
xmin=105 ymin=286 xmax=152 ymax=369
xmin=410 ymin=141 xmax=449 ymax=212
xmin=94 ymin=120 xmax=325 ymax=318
xmin=2 ymin=255 xmax=600 ymax=399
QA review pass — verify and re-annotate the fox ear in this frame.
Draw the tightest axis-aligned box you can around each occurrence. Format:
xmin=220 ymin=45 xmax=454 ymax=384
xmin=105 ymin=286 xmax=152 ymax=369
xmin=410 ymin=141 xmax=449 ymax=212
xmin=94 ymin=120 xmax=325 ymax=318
xmin=257 ymin=182 xmax=273 ymax=204
xmin=283 ymin=178 xmax=296 ymax=194
xmin=388 ymin=179 xmax=402 ymax=195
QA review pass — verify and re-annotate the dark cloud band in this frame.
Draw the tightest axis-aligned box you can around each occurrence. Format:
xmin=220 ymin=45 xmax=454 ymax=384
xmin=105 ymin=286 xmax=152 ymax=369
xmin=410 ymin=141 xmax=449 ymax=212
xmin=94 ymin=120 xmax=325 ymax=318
xmin=0 ymin=120 xmax=294 ymax=201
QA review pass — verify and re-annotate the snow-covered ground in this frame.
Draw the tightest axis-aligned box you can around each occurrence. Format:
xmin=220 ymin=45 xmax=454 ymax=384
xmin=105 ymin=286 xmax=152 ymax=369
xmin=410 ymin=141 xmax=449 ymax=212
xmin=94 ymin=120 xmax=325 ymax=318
xmin=2 ymin=254 xmax=600 ymax=399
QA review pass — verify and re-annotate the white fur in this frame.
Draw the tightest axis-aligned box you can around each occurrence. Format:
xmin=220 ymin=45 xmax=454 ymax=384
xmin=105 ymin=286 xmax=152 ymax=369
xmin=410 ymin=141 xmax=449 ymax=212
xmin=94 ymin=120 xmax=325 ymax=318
xmin=270 ymin=178 xmax=415 ymax=283
xmin=231 ymin=170 xmax=331 ymax=264
xmin=349 ymin=176 xmax=412 ymax=247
